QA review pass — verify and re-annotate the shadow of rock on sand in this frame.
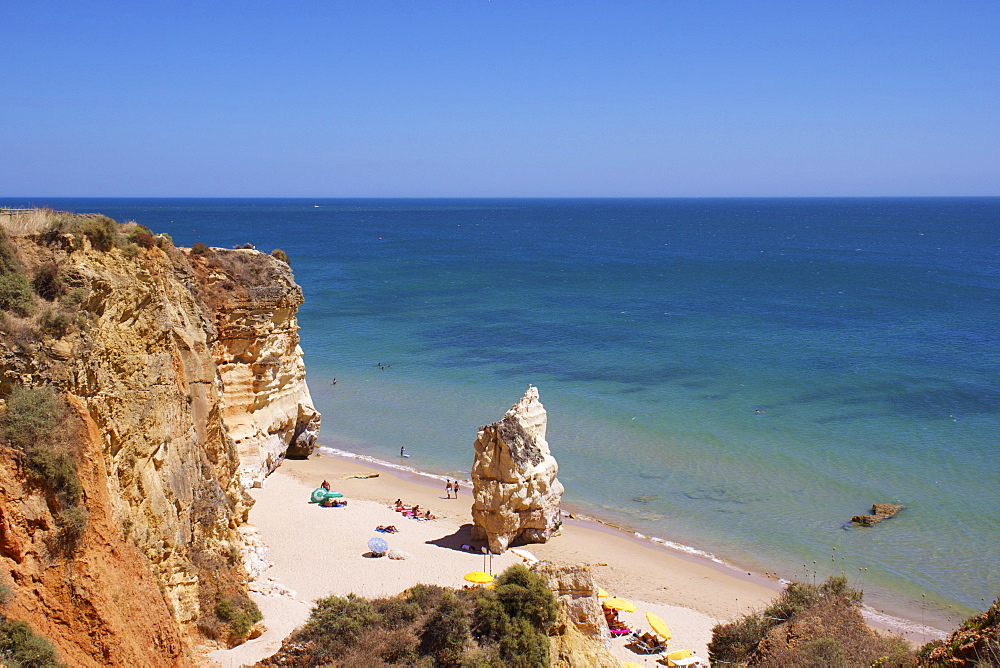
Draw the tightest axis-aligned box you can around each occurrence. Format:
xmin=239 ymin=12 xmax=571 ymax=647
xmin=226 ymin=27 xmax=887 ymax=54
xmin=425 ymin=523 xmax=482 ymax=553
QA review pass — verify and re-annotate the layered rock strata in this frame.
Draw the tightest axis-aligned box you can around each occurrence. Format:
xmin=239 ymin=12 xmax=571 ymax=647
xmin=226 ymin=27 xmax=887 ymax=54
xmin=192 ymin=248 xmax=321 ymax=486
xmin=0 ymin=226 xmax=319 ymax=665
xmin=470 ymin=386 xmax=564 ymax=553
xmin=532 ymin=563 xmax=610 ymax=644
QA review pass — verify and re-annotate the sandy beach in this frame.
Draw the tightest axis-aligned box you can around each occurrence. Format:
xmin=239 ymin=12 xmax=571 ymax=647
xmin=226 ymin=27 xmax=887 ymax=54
xmin=209 ymin=452 xmax=783 ymax=667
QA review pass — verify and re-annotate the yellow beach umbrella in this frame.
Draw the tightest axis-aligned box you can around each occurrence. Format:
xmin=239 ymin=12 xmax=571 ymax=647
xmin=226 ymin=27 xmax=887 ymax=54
xmin=602 ymin=597 xmax=637 ymax=612
xmin=463 ymin=571 xmax=494 ymax=584
xmin=597 ymin=587 xmax=610 ymax=598
xmin=645 ymin=611 xmax=672 ymax=640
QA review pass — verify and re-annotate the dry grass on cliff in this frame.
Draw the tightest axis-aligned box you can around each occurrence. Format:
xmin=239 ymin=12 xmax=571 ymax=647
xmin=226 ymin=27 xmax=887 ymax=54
xmin=186 ymin=246 xmax=293 ymax=312
xmin=0 ymin=208 xmax=56 ymax=235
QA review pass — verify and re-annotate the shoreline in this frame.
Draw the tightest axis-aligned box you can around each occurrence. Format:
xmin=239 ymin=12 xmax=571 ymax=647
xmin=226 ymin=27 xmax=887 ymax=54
xmin=318 ymin=445 xmax=949 ymax=642
xmin=209 ymin=445 xmax=948 ymax=667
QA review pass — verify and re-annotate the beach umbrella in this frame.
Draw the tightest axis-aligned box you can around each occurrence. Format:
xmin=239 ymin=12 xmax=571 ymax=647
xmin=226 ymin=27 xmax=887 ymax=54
xmin=368 ymin=536 xmax=388 ymax=556
xmin=464 ymin=571 xmax=494 ymax=584
xmin=602 ymin=597 xmax=637 ymax=612
xmin=510 ymin=548 xmax=539 ymax=563
xmin=597 ymin=587 xmax=610 ymax=598
xmin=645 ymin=611 xmax=672 ymax=640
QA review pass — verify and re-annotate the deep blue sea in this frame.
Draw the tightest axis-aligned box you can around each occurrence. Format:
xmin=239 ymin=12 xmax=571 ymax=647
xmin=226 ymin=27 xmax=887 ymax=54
xmin=5 ymin=197 xmax=998 ymax=629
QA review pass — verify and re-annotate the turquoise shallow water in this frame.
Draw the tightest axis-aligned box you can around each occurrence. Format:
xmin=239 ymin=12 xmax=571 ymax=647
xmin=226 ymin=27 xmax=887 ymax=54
xmin=6 ymin=197 xmax=998 ymax=628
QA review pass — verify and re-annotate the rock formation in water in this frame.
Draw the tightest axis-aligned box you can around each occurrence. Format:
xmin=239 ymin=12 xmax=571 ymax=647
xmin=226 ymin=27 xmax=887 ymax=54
xmin=470 ymin=386 xmax=564 ymax=553
xmin=0 ymin=213 xmax=319 ymax=665
xmin=852 ymin=502 xmax=905 ymax=526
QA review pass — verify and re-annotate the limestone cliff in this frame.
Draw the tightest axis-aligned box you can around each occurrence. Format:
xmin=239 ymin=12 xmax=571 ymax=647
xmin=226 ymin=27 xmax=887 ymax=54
xmin=471 ymin=386 xmax=564 ymax=553
xmin=186 ymin=247 xmax=320 ymax=486
xmin=533 ymin=563 xmax=610 ymax=644
xmin=0 ymin=216 xmax=319 ymax=665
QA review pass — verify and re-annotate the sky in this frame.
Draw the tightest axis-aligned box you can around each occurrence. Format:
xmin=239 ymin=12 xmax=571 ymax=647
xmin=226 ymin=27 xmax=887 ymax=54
xmin=3 ymin=1 xmax=998 ymax=197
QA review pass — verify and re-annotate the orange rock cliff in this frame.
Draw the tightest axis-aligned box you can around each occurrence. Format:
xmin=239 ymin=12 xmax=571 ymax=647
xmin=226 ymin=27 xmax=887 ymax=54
xmin=0 ymin=218 xmax=319 ymax=665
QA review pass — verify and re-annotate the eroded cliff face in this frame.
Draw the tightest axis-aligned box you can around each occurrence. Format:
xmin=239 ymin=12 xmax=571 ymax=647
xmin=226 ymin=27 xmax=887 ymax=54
xmin=187 ymin=247 xmax=320 ymax=487
xmin=470 ymin=386 xmax=564 ymax=553
xmin=0 ymin=226 xmax=319 ymax=665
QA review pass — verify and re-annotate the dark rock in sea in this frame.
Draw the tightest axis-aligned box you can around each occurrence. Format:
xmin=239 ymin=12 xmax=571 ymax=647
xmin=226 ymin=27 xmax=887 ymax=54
xmin=851 ymin=503 xmax=905 ymax=526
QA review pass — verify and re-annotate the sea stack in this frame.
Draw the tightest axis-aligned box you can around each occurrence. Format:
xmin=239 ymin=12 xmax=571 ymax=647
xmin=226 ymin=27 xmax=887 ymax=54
xmin=471 ymin=386 xmax=564 ymax=553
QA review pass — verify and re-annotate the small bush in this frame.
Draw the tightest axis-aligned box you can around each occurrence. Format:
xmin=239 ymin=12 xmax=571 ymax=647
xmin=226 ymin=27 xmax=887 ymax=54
xmin=298 ymin=594 xmax=380 ymax=659
xmin=270 ymin=249 xmax=289 ymax=265
xmin=125 ymin=225 xmax=156 ymax=250
xmin=191 ymin=242 xmax=212 ymax=256
xmin=0 ymin=272 xmax=34 ymax=316
xmin=56 ymin=506 xmax=88 ymax=549
xmin=372 ymin=596 xmax=421 ymax=629
xmin=134 ymin=231 xmax=155 ymax=249
xmin=0 ymin=616 xmax=64 ymax=667
xmin=0 ymin=230 xmax=22 ymax=275
xmin=32 ymin=265 xmax=65 ymax=301
xmin=38 ymin=308 xmax=73 ymax=339
xmin=60 ymin=287 xmax=88 ymax=308
xmin=418 ymin=591 xmax=470 ymax=666
xmin=1 ymin=386 xmax=83 ymax=507
xmin=1 ymin=385 xmax=64 ymax=449
xmin=72 ymin=215 xmax=119 ymax=252
xmin=800 ymin=637 xmax=847 ymax=667
xmin=215 ymin=594 xmax=263 ymax=642
xmin=497 ymin=615 xmax=550 ymax=667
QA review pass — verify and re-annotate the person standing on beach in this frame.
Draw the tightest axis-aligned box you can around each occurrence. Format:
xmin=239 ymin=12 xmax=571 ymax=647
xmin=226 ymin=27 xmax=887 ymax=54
xmin=454 ymin=481 xmax=460 ymax=497
xmin=445 ymin=479 xmax=453 ymax=498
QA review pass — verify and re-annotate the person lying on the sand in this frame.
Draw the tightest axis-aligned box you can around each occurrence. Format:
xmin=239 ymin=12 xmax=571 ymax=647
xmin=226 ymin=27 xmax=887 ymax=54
xmin=635 ymin=631 xmax=659 ymax=646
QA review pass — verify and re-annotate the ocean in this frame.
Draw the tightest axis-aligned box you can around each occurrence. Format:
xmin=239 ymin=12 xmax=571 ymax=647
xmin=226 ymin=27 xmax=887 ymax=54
xmin=5 ymin=197 xmax=998 ymax=629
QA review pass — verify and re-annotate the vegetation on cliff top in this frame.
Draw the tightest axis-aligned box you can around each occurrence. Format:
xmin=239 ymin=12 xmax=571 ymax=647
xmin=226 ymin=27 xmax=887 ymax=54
xmin=918 ymin=597 xmax=1000 ymax=666
xmin=709 ymin=575 xmax=915 ymax=667
xmin=261 ymin=564 xmax=558 ymax=667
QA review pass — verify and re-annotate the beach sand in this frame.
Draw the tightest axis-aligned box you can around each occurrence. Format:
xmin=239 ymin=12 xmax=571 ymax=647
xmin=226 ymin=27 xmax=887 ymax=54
xmin=209 ymin=452 xmax=781 ymax=667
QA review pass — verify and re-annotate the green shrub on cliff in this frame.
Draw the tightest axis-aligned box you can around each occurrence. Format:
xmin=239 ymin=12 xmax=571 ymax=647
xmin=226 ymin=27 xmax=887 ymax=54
xmin=270 ymin=248 xmax=289 ymax=264
xmin=44 ymin=213 xmax=121 ymax=252
xmin=31 ymin=264 xmax=66 ymax=301
xmin=1 ymin=385 xmax=85 ymax=522
xmin=261 ymin=564 xmax=557 ymax=667
xmin=215 ymin=593 xmax=263 ymax=643
xmin=0 ymin=616 xmax=64 ymax=667
xmin=0 ymin=272 xmax=33 ymax=316
xmin=709 ymin=576 xmax=913 ymax=667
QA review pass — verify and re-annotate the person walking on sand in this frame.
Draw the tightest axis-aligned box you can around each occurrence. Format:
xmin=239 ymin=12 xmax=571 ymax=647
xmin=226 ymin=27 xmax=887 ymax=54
xmin=445 ymin=479 xmax=453 ymax=499
xmin=454 ymin=481 xmax=460 ymax=497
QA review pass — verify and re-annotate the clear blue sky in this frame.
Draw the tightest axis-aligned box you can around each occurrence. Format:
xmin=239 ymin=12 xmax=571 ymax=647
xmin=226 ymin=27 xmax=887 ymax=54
xmin=3 ymin=1 xmax=998 ymax=197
